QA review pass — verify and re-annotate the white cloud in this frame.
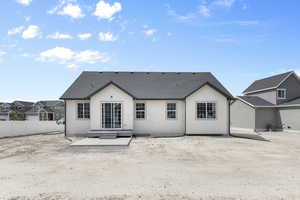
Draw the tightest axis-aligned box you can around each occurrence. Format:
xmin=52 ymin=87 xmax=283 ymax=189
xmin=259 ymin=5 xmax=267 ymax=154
xmin=78 ymin=33 xmax=92 ymax=40
xmin=22 ymin=25 xmax=41 ymax=39
xmin=99 ymin=32 xmax=117 ymax=41
xmin=144 ymin=29 xmax=157 ymax=36
xmin=16 ymin=0 xmax=32 ymax=6
xmin=25 ymin=16 xmax=31 ymax=22
xmin=8 ymin=26 xmax=24 ymax=35
xmin=199 ymin=5 xmax=210 ymax=17
xmin=48 ymin=1 xmax=84 ymax=19
xmin=47 ymin=32 xmax=73 ymax=39
xmin=94 ymin=0 xmax=122 ymax=20
xmin=166 ymin=4 xmax=196 ymax=22
xmin=0 ymin=51 xmax=6 ymax=57
xmin=213 ymin=0 xmax=237 ymax=8
xmin=167 ymin=32 xmax=172 ymax=37
xmin=59 ymin=4 xmax=84 ymax=18
xmin=38 ymin=47 xmax=110 ymax=67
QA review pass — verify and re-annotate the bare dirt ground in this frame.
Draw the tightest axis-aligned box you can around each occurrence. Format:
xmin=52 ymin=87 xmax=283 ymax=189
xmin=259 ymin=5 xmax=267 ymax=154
xmin=0 ymin=132 xmax=300 ymax=200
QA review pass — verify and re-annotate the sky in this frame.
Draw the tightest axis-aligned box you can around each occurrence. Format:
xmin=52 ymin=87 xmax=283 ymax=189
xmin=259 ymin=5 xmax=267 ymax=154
xmin=1 ymin=0 xmax=300 ymax=102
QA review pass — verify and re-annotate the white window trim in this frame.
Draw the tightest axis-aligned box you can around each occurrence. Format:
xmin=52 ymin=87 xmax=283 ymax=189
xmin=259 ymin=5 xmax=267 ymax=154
xmin=166 ymin=102 xmax=177 ymax=120
xmin=195 ymin=101 xmax=217 ymax=120
xmin=135 ymin=102 xmax=146 ymax=120
xmin=277 ymin=88 xmax=287 ymax=99
xmin=76 ymin=102 xmax=90 ymax=120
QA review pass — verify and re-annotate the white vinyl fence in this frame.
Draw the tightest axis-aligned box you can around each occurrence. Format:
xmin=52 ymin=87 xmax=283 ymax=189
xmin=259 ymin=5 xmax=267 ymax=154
xmin=0 ymin=121 xmax=64 ymax=138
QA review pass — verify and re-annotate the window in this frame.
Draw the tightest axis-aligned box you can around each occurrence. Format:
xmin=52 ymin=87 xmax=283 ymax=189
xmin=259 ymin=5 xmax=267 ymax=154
xmin=136 ymin=103 xmax=145 ymax=119
xmin=77 ymin=103 xmax=90 ymax=119
xmin=197 ymin=102 xmax=216 ymax=119
xmin=277 ymin=89 xmax=286 ymax=99
xmin=167 ymin=103 xmax=176 ymax=119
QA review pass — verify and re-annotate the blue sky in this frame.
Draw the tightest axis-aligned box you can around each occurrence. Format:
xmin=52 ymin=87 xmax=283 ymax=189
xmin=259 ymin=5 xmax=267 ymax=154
xmin=1 ymin=0 xmax=300 ymax=102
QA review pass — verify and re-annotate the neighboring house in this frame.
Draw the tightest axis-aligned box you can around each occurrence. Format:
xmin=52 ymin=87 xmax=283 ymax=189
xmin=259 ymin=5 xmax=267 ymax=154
xmin=231 ymin=71 xmax=300 ymax=132
xmin=9 ymin=101 xmax=34 ymax=121
xmin=27 ymin=100 xmax=65 ymax=121
xmin=0 ymin=103 xmax=11 ymax=121
xmin=0 ymin=100 xmax=64 ymax=121
xmin=61 ymin=71 xmax=233 ymax=137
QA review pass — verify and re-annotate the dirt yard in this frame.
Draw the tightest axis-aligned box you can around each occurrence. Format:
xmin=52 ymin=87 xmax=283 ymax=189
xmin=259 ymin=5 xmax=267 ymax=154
xmin=0 ymin=132 xmax=300 ymax=200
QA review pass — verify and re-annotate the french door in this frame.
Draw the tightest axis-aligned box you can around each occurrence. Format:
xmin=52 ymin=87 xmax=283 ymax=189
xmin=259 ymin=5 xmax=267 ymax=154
xmin=101 ymin=103 xmax=122 ymax=128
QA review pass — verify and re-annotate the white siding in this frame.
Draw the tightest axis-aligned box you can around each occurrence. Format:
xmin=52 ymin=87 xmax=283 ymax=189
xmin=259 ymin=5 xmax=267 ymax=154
xmin=66 ymin=100 xmax=90 ymax=136
xmin=247 ymin=90 xmax=277 ymax=104
xmin=26 ymin=115 xmax=39 ymax=121
xmin=186 ymin=85 xmax=229 ymax=135
xmin=134 ymin=100 xmax=185 ymax=137
xmin=90 ymin=84 xmax=134 ymax=130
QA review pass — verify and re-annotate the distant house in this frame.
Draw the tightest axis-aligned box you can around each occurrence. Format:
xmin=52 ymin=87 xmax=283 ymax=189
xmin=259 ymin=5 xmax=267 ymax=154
xmin=0 ymin=100 xmax=64 ymax=121
xmin=0 ymin=103 xmax=11 ymax=121
xmin=61 ymin=71 xmax=233 ymax=137
xmin=231 ymin=71 xmax=300 ymax=132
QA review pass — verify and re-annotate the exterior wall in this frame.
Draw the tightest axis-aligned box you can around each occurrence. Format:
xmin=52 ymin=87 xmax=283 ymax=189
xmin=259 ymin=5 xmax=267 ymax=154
xmin=230 ymin=100 xmax=255 ymax=131
xmin=90 ymin=84 xmax=134 ymax=130
xmin=133 ymin=100 xmax=185 ymax=137
xmin=255 ymin=108 xmax=281 ymax=131
xmin=26 ymin=115 xmax=39 ymax=121
xmin=247 ymin=89 xmax=277 ymax=104
xmin=279 ymin=107 xmax=300 ymax=131
xmin=0 ymin=121 xmax=64 ymax=138
xmin=65 ymin=100 xmax=90 ymax=136
xmin=186 ymin=85 xmax=229 ymax=135
xmin=0 ymin=114 xmax=9 ymax=121
xmin=277 ymin=74 xmax=300 ymax=104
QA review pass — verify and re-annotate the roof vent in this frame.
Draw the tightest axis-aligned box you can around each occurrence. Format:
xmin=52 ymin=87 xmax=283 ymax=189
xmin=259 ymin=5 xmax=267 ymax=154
xmin=192 ymin=72 xmax=196 ymax=75
xmin=130 ymin=72 xmax=134 ymax=74
xmin=146 ymin=72 xmax=150 ymax=74
xmin=115 ymin=72 xmax=119 ymax=74
xmin=161 ymin=72 xmax=166 ymax=75
xmin=176 ymin=72 xmax=181 ymax=74
xmin=99 ymin=72 xmax=103 ymax=74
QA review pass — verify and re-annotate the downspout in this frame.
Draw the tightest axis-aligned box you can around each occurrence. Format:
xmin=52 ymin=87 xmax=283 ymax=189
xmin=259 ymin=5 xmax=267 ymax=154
xmin=184 ymin=99 xmax=187 ymax=136
xmin=228 ymin=98 xmax=233 ymax=136
xmin=64 ymin=100 xmax=67 ymax=137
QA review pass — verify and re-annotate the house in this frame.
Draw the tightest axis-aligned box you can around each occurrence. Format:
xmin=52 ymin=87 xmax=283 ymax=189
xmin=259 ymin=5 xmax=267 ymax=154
xmin=231 ymin=71 xmax=300 ymax=132
xmin=26 ymin=100 xmax=65 ymax=121
xmin=0 ymin=103 xmax=11 ymax=121
xmin=0 ymin=100 xmax=64 ymax=121
xmin=60 ymin=71 xmax=233 ymax=137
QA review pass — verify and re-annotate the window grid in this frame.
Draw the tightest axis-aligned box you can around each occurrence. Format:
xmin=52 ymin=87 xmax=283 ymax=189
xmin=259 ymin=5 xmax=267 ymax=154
xmin=197 ymin=102 xmax=216 ymax=120
xmin=136 ymin=103 xmax=145 ymax=119
xmin=77 ymin=103 xmax=90 ymax=119
xmin=277 ymin=89 xmax=286 ymax=99
xmin=167 ymin=103 xmax=176 ymax=119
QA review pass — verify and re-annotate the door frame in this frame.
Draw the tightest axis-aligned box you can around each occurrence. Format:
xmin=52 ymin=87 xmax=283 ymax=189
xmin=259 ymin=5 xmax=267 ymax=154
xmin=100 ymin=101 xmax=123 ymax=129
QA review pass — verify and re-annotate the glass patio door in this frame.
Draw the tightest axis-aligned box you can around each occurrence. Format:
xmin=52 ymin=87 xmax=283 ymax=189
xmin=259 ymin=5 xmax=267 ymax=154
xmin=101 ymin=103 xmax=122 ymax=128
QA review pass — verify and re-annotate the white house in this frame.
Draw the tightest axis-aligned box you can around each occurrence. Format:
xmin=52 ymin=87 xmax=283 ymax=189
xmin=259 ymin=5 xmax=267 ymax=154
xmin=60 ymin=72 xmax=233 ymax=137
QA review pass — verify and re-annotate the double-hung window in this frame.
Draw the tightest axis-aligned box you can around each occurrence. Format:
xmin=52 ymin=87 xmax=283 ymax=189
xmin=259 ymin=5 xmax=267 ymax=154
xmin=167 ymin=103 xmax=177 ymax=119
xmin=197 ymin=102 xmax=216 ymax=120
xmin=136 ymin=103 xmax=145 ymax=119
xmin=277 ymin=89 xmax=286 ymax=99
xmin=77 ymin=103 xmax=90 ymax=119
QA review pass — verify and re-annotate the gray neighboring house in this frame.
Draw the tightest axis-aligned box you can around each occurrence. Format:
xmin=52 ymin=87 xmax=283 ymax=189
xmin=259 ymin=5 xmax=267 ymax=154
xmin=231 ymin=71 xmax=300 ymax=132
xmin=61 ymin=71 xmax=233 ymax=137
xmin=0 ymin=103 xmax=11 ymax=121
xmin=27 ymin=100 xmax=65 ymax=121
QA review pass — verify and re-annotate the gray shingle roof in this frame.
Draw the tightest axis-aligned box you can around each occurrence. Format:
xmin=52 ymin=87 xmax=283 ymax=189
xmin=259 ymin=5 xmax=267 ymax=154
xmin=61 ymin=72 xmax=233 ymax=100
xmin=243 ymin=71 xmax=294 ymax=94
xmin=279 ymin=96 xmax=300 ymax=106
xmin=36 ymin=100 xmax=64 ymax=107
xmin=237 ymin=96 xmax=275 ymax=107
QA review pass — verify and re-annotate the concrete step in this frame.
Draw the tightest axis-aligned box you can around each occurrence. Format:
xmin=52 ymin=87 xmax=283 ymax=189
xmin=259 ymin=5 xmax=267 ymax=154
xmin=87 ymin=129 xmax=133 ymax=137
xmin=99 ymin=133 xmax=117 ymax=139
